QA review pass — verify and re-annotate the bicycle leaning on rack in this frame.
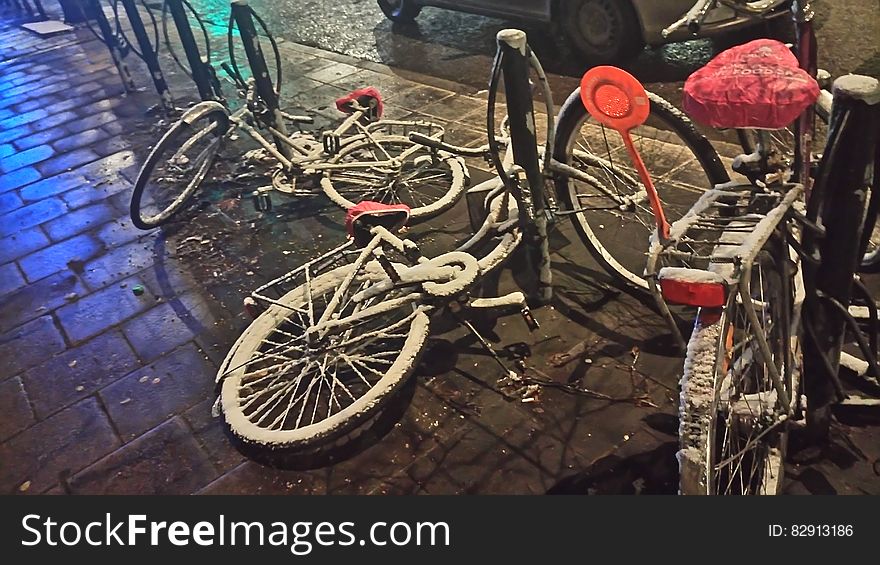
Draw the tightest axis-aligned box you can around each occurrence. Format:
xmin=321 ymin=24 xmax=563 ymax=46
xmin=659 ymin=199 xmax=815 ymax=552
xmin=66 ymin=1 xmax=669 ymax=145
xmin=210 ymin=27 xmax=728 ymax=451
xmin=130 ymin=0 xmax=467 ymax=230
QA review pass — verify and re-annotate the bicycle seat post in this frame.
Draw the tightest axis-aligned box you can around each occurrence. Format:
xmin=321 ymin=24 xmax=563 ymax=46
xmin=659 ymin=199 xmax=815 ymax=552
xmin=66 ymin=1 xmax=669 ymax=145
xmin=496 ymin=29 xmax=552 ymax=305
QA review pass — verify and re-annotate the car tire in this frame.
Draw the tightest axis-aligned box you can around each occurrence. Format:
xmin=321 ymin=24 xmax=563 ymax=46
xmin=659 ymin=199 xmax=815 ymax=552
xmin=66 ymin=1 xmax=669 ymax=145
xmin=557 ymin=0 xmax=644 ymax=64
xmin=377 ymin=0 xmax=422 ymax=22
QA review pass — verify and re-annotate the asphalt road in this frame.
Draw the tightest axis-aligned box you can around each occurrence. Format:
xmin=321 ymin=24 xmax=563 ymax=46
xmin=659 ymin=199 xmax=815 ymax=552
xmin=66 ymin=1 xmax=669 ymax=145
xmin=190 ymin=0 xmax=879 ymax=107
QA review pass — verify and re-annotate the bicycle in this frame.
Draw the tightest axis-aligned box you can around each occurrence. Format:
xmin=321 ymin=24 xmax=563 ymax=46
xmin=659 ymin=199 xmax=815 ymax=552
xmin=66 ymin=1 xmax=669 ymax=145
xmin=211 ymin=28 xmax=727 ymax=450
xmin=130 ymin=0 xmax=467 ymax=230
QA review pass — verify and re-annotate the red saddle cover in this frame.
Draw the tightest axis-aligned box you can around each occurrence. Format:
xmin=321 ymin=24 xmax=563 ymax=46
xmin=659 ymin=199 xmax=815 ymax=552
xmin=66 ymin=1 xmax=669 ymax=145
xmin=683 ymin=39 xmax=819 ymax=129
xmin=335 ymin=87 xmax=384 ymax=120
xmin=345 ymin=201 xmax=411 ymax=243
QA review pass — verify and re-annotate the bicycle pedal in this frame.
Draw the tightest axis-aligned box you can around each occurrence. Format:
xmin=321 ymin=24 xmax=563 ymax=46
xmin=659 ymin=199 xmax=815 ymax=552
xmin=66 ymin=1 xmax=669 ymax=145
xmin=251 ymin=188 xmax=272 ymax=212
xmin=503 ymin=342 xmax=532 ymax=360
xmin=520 ymin=307 xmax=540 ymax=331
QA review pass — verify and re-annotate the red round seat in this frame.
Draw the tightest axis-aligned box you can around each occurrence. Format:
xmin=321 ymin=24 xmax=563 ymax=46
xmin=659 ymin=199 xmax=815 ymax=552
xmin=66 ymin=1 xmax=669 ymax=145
xmin=683 ymin=39 xmax=820 ymax=130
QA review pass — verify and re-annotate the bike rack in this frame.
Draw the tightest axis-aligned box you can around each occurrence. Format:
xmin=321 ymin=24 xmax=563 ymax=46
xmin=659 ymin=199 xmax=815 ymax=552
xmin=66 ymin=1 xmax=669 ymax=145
xmin=86 ymin=0 xmax=137 ymax=94
xmin=164 ymin=0 xmax=216 ymax=101
xmin=3 ymin=0 xmax=47 ymax=20
xmin=801 ymin=75 xmax=880 ymax=436
xmin=495 ymin=30 xmax=552 ymax=305
xmin=118 ymin=0 xmax=175 ymax=113
xmin=230 ymin=0 xmax=292 ymax=160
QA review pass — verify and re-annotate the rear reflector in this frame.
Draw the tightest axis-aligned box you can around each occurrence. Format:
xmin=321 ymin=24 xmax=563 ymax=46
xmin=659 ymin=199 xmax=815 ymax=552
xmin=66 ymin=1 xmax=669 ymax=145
xmin=659 ymin=278 xmax=727 ymax=308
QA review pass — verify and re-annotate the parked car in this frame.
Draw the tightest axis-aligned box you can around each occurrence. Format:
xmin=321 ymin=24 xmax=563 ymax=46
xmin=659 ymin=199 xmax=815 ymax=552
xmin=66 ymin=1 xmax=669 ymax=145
xmin=376 ymin=0 xmax=790 ymax=64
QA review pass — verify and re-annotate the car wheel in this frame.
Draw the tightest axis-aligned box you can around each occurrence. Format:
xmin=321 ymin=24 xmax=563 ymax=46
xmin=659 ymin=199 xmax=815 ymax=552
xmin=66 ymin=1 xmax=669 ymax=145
xmin=558 ymin=0 xmax=644 ymax=64
xmin=377 ymin=0 xmax=422 ymax=22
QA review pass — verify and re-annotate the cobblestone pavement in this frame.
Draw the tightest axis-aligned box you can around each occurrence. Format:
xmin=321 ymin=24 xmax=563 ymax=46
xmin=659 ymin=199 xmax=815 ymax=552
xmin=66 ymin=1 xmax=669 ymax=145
xmin=0 ymin=3 xmax=877 ymax=495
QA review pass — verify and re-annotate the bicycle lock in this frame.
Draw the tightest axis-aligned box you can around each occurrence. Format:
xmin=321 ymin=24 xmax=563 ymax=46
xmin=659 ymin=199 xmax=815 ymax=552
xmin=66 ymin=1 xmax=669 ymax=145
xmin=801 ymin=74 xmax=880 ymax=439
xmin=495 ymin=30 xmax=552 ymax=305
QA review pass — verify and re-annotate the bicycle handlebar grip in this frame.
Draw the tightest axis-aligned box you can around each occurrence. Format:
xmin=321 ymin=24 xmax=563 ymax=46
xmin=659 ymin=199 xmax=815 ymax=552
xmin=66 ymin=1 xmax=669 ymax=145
xmin=408 ymin=131 xmax=443 ymax=149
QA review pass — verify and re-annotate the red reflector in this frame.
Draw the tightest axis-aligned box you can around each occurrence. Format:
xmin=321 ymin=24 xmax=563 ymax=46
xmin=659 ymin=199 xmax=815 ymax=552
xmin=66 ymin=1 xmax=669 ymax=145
xmin=659 ymin=279 xmax=727 ymax=308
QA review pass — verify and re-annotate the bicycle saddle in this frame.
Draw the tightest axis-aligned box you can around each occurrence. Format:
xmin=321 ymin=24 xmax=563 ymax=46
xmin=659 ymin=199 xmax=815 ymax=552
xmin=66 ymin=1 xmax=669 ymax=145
xmin=346 ymin=201 xmax=411 ymax=246
xmin=336 ymin=87 xmax=384 ymax=121
xmin=683 ymin=39 xmax=819 ymax=130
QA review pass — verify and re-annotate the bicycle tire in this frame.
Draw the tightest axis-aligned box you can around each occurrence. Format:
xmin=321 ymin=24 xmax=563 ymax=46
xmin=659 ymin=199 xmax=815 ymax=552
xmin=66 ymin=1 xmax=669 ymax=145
xmin=320 ymin=135 xmax=468 ymax=223
xmin=553 ymin=88 xmax=729 ymax=291
xmin=130 ymin=103 xmax=228 ymax=229
xmin=678 ymin=234 xmax=798 ymax=495
xmin=218 ymin=264 xmax=430 ymax=449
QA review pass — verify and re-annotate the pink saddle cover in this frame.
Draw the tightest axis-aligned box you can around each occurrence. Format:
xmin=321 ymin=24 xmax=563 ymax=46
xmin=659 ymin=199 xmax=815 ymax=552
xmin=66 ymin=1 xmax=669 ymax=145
xmin=683 ymin=39 xmax=819 ymax=129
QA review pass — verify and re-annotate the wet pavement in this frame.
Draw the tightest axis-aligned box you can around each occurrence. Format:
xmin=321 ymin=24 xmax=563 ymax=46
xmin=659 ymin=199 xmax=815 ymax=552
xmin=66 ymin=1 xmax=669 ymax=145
xmin=0 ymin=2 xmax=878 ymax=495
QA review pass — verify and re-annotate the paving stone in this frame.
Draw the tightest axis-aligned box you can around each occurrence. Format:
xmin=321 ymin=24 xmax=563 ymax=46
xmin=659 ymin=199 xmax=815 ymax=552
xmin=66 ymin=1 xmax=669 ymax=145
xmin=0 ymin=377 xmax=35 ymax=442
xmin=55 ymin=274 xmax=156 ymax=344
xmin=101 ymin=343 xmax=215 ymax=441
xmin=0 ymin=190 xmax=23 ymax=215
xmin=51 ymin=127 xmax=112 ymax=155
xmin=0 ymin=108 xmax=48 ymax=131
xmin=183 ymin=398 xmax=245 ymax=474
xmin=60 ymin=176 xmax=131 ymax=209
xmin=36 ymin=148 xmax=100 ymax=177
xmin=17 ymin=234 xmax=105 ymax=282
xmin=65 ymin=111 xmax=117 ymax=135
xmin=43 ymin=203 xmax=116 ymax=242
xmin=0 ymin=145 xmax=55 ymax=174
xmin=0 ymin=123 xmax=30 ymax=145
xmin=198 ymin=462 xmax=328 ymax=495
xmin=0 ymin=397 xmax=120 ymax=494
xmin=0 ymin=261 xmax=25 ymax=295
xmin=38 ymin=110 xmax=79 ymax=131
xmin=19 ymin=171 xmax=87 ymax=202
xmin=0 ymin=315 xmax=67 ymax=378
xmin=68 ymin=417 xmax=217 ymax=494
xmin=120 ymin=293 xmax=220 ymax=362
xmin=95 ymin=216 xmax=143 ymax=247
xmin=0 ymin=227 xmax=50 ymax=265
xmin=11 ymin=125 xmax=70 ymax=152
xmin=80 ymin=239 xmax=158 ymax=290
xmin=0 ymin=198 xmax=66 ymax=237
xmin=22 ymin=330 xmax=139 ymax=418
xmin=0 ymin=166 xmax=40 ymax=194
xmin=0 ymin=271 xmax=86 ymax=334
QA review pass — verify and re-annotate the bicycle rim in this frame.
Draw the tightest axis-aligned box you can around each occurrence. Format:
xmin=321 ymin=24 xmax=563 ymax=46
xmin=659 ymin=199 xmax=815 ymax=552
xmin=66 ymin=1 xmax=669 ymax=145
xmin=680 ymin=239 xmax=794 ymax=495
xmin=219 ymin=264 xmax=430 ymax=449
xmin=320 ymin=135 xmax=467 ymax=222
xmin=131 ymin=111 xmax=225 ymax=228
xmin=556 ymin=91 xmax=727 ymax=291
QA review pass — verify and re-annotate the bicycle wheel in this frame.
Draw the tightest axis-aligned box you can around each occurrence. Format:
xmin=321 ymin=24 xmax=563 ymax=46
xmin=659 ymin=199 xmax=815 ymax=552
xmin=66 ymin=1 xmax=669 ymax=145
xmin=218 ymin=264 xmax=430 ymax=449
xmin=320 ymin=135 xmax=468 ymax=223
xmin=679 ymin=235 xmax=798 ymax=495
xmin=554 ymin=88 xmax=729 ymax=291
xmin=130 ymin=103 xmax=229 ymax=229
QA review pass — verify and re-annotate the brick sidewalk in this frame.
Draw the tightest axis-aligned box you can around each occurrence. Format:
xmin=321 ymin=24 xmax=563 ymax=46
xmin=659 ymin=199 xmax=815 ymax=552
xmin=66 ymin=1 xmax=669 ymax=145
xmin=0 ymin=6 xmax=876 ymax=495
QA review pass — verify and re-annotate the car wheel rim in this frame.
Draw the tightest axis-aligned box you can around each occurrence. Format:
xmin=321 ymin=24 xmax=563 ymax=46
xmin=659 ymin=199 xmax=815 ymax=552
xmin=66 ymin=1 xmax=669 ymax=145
xmin=579 ymin=0 xmax=620 ymax=50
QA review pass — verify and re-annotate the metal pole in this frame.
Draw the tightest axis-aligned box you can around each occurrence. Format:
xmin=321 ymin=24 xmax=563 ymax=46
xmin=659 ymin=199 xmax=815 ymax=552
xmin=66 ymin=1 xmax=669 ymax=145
xmin=801 ymin=74 xmax=880 ymax=439
xmin=88 ymin=0 xmax=136 ymax=93
xmin=119 ymin=0 xmax=174 ymax=113
xmin=32 ymin=0 xmax=46 ymax=20
xmin=231 ymin=0 xmax=291 ymax=160
xmin=496 ymin=29 xmax=551 ymax=305
xmin=165 ymin=0 xmax=214 ymax=101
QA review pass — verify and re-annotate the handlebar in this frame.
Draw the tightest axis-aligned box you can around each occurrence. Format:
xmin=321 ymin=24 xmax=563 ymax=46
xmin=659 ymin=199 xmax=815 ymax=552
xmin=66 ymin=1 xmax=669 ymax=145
xmin=408 ymin=132 xmax=494 ymax=158
xmin=661 ymin=0 xmax=716 ymax=38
